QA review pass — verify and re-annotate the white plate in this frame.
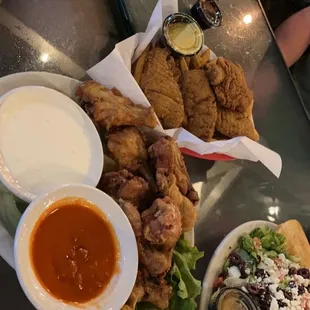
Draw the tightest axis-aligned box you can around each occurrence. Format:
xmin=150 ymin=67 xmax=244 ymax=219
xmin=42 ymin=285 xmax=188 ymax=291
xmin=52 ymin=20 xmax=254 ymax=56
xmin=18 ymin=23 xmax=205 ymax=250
xmin=14 ymin=184 xmax=138 ymax=310
xmin=199 ymin=220 xmax=278 ymax=310
xmin=0 ymin=85 xmax=103 ymax=202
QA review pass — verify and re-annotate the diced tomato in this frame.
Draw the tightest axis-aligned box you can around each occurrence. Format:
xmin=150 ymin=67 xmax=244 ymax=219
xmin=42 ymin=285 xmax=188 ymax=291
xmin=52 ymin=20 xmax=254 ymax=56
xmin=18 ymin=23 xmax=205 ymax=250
xmin=253 ymin=237 xmax=261 ymax=249
xmin=213 ymin=277 xmax=224 ymax=289
xmin=279 ymin=273 xmax=284 ymax=282
xmin=274 ymin=258 xmax=282 ymax=267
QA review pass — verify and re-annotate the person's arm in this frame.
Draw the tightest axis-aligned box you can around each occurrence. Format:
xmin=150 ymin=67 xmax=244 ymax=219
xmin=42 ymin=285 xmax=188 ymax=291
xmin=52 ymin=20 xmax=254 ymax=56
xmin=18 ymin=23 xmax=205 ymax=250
xmin=275 ymin=7 xmax=310 ymax=67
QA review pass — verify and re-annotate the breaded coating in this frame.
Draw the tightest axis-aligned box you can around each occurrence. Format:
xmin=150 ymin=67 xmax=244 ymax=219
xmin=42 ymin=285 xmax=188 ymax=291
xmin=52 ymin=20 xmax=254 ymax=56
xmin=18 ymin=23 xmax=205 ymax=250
xmin=141 ymin=197 xmax=182 ymax=249
xmin=107 ymin=127 xmax=148 ymax=172
xmin=181 ymin=69 xmax=217 ymax=141
xmin=140 ymin=48 xmax=184 ymax=129
xmin=148 ymin=137 xmax=198 ymax=231
xmin=205 ymin=57 xmax=253 ymax=113
xmin=76 ymin=81 xmax=157 ymax=129
xmin=216 ymin=107 xmax=259 ymax=141
xmin=99 ymin=170 xmax=151 ymax=208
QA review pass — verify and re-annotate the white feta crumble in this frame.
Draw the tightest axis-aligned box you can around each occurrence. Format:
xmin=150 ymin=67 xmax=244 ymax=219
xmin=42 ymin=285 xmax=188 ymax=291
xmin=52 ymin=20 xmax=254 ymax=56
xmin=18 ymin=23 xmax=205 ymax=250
xmin=270 ymin=296 xmax=279 ymax=310
xmin=228 ymin=266 xmax=241 ymax=278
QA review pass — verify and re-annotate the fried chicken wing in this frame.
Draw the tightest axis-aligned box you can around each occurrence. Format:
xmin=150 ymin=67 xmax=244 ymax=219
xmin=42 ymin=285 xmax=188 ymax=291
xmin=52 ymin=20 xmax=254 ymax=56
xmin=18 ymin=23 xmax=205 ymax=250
xmin=138 ymin=241 xmax=172 ymax=277
xmin=119 ymin=200 xmax=142 ymax=237
xmin=216 ymin=107 xmax=259 ymax=141
xmin=140 ymin=48 xmax=184 ymax=129
xmin=205 ymin=57 xmax=253 ymax=113
xmin=141 ymin=197 xmax=182 ymax=249
xmin=157 ymin=174 xmax=197 ymax=232
xmin=76 ymin=81 xmax=157 ymax=129
xmin=148 ymin=137 xmax=199 ymax=204
xmin=148 ymin=137 xmax=198 ymax=232
xmin=181 ymin=69 xmax=217 ymax=141
xmin=143 ymin=279 xmax=173 ymax=309
xmin=99 ymin=170 xmax=151 ymax=208
xmin=107 ymin=127 xmax=148 ymax=172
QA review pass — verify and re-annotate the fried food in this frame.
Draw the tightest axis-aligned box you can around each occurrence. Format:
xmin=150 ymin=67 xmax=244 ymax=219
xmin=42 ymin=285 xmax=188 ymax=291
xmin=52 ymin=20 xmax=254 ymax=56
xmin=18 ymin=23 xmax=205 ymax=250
xmin=180 ymin=56 xmax=189 ymax=73
xmin=216 ymin=107 xmax=259 ymax=141
xmin=119 ymin=200 xmax=142 ymax=237
xmin=205 ymin=57 xmax=253 ymax=113
xmin=277 ymin=220 xmax=310 ymax=268
xmin=133 ymin=44 xmax=151 ymax=85
xmin=200 ymin=49 xmax=211 ymax=66
xmin=121 ymin=271 xmax=145 ymax=310
xmin=157 ymin=174 xmax=197 ymax=232
xmin=181 ymin=69 xmax=217 ymax=141
xmin=141 ymin=197 xmax=182 ymax=249
xmin=167 ymin=56 xmax=181 ymax=84
xmin=139 ymin=48 xmax=184 ymax=129
xmin=191 ymin=54 xmax=201 ymax=69
xmin=148 ymin=137 xmax=198 ymax=231
xmin=138 ymin=241 xmax=172 ymax=277
xmin=76 ymin=81 xmax=157 ymax=129
xmin=107 ymin=126 xmax=148 ymax=172
xmin=148 ymin=137 xmax=199 ymax=203
xmin=99 ymin=170 xmax=151 ymax=208
xmin=143 ymin=279 xmax=173 ymax=309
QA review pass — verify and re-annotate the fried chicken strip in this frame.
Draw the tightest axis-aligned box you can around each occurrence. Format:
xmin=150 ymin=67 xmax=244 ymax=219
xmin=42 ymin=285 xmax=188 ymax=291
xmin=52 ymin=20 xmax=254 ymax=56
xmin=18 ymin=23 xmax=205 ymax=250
xmin=140 ymin=48 xmax=184 ymax=129
xmin=205 ymin=57 xmax=253 ymax=113
xmin=99 ymin=170 xmax=151 ymax=208
xmin=76 ymin=81 xmax=157 ymax=129
xmin=181 ymin=69 xmax=217 ymax=141
xmin=107 ymin=127 xmax=148 ymax=172
xmin=216 ymin=107 xmax=259 ymax=141
xmin=141 ymin=197 xmax=182 ymax=249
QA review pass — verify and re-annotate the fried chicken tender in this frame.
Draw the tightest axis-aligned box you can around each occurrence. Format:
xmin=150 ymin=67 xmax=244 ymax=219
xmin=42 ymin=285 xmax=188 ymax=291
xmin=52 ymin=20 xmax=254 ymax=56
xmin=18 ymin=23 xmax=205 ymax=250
xmin=107 ymin=127 xmax=148 ymax=172
xmin=143 ymin=279 xmax=173 ymax=309
xmin=99 ymin=170 xmax=150 ymax=208
xmin=140 ymin=48 xmax=184 ymax=129
xmin=138 ymin=241 xmax=172 ymax=277
xmin=205 ymin=57 xmax=253 ymax=113
xmin=181 ymin=69 xmax=217 ymax=141
xmin=216 ymin=107 xmax=259 ymax=141
xmin=75 ymin=81 xmax=157 ymax=129
xmin=148 ymin=137 xmax=198 ymax=231
xmin=119 ymin=200 xmax=142 ymax=237
xmin=141 ymin=197 xmax=182 ymax=249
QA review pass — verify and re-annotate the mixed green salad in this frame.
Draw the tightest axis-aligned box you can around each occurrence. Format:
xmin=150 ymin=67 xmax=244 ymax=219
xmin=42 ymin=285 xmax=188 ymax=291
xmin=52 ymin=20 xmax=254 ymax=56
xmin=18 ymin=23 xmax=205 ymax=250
xmin=212 ymin=227 xmax=310 ymax=310
xmin=138 ymin=237 xmax=204 ymax=310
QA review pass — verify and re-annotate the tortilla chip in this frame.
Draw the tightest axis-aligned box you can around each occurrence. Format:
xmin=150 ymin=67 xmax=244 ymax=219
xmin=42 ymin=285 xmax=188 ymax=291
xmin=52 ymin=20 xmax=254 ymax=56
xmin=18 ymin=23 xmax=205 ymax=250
xmin=277 ymin=220 xmax=310 ymax=268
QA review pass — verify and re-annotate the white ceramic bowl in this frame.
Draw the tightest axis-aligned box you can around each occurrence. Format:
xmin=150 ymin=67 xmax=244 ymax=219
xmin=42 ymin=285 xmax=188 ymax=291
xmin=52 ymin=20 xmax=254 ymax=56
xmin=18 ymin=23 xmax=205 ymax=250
xmin=0 ymin=86 xmax=103 ymax=203
xmin=199 ymin=220 xmax=278 ymax=310
xmin=14 ymin=184 xmax=138 ymax=310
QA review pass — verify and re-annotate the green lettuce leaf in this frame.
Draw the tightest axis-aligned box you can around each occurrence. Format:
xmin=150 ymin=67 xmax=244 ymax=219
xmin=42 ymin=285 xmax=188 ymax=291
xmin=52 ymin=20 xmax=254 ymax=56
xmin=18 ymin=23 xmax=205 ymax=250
xmin=136 ymin=238 xmax=204 ymax=310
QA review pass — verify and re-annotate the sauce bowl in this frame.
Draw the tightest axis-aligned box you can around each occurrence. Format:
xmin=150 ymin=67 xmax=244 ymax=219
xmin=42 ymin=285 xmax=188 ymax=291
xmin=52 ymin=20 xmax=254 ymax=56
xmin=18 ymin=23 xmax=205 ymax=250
xmin=14 ymin=184 xmax=138 ymax=310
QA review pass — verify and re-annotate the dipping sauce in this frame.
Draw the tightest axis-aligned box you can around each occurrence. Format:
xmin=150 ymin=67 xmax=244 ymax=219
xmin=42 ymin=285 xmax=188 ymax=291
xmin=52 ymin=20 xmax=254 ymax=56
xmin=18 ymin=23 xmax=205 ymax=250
xmin=162 ymin=13 xmax=203 ymax=56
xmin=211 ymin=288 xmax=258 ymax=310
xmin=31 ymin=197 xmax=119 ymax=303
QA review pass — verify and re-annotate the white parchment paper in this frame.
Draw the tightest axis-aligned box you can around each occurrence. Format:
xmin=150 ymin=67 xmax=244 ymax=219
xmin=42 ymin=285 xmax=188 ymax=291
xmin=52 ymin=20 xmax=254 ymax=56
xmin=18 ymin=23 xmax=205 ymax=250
xmin=88 ymin=0 xmax=282 ymax=178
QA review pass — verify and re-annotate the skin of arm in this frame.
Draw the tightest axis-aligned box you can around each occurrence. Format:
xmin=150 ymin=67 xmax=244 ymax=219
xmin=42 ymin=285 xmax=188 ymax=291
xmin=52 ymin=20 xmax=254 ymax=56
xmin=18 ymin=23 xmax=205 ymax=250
xmin=275 ymin=7 xmax=310 ymax=68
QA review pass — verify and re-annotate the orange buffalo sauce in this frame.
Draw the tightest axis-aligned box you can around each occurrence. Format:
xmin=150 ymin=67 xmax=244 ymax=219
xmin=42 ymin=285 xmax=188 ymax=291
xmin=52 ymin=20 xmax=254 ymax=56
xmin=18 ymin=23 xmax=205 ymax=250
xmin=31 ymin=197 xmax=119 ymax=303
